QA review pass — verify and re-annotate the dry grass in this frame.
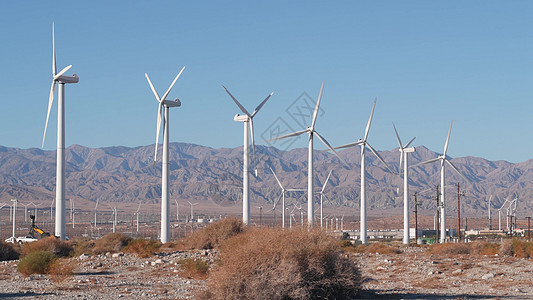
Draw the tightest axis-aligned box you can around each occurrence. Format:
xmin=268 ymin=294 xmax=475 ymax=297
xmin=176 ymin=217 xmax=244 ymax=250
xmin=511 ymin=239 xmax=533 ymax=258
xmin=179 ymin=258 xmax=210 ymax=280
xmin=123 ymin=238 xmax=162 ymax=258
xmin=429 ymin=242 xmax=471 ymax=255
xmin=499 ymin=239 xmax=513 ymax=256
xmin=17 ymin=251 xmax=56 ymax=276
xmin=200 ymin=228 xmax=362 ymax=300
xmin=49 ymin=258 xmax=76 ymax=283
xmin=0 ymin=241 xmax=20 ymax=261
xmin=92 ymin=233 xmax=131 ymax=254
xmin=352 ymin=243 xmax=402 ymax=255
xmin=21 ymin=238 xmax=73 ymax=258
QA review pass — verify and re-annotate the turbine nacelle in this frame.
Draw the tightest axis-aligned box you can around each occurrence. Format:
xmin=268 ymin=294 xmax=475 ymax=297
xmin=233 ymin=114 xmax=250 ymax=122
xmin=55 ymin=74 xmax=79 ymax=84
xmin=403 ymin=147 xmax=415 ymax=153
xmin=163 ymin=99 xmax=181 ymax=107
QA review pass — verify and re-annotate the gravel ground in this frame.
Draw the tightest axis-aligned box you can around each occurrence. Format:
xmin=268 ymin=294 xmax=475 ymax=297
xmin=1 ymin=246 xmax=532 ymax=299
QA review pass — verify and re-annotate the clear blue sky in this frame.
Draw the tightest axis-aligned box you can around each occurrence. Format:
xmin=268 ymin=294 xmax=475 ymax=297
xmin=1 ymin=1 xmax=532 ymax=163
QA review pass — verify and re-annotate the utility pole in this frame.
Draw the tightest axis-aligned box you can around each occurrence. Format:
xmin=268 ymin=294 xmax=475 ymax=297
xmin=257 ymin=206 xmax=263 ymax=227
xmin=413 ymin=192 xmax=419 ymax=241
xmin=457 ymin=183 xmax=466 ymax=242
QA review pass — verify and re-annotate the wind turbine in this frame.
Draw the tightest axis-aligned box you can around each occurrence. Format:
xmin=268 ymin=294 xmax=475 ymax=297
xmin=315 ymin=170 xmax=334 ymax=228
xmin=393 ymin=124 xmax=416 ymax=245
xmin=488 ymin=195 xmax=493 ymax=230
xmin=412 ymin=121 xmax=468 ymax=243
xmin=333 ymin=99 xmax=394 ymax=244
xmin=11 ymin=199 xmax=17 ymax=240
xmin=223 ymin=86 xmax=273 ymax=226
xmin=268 ymin=82 xmax=347 ymax=227
xmin=270 ymin=167 xmax=305 ymax=229
xmin=187 ymin=201 xmax=199 ymax=220
xmin=135 ymin=200 xmax=143 ymax=234
xmin=41 ymin=23 xmax=79 ymax=240
xmin=145 ymin=66 xmax=185 ymax=244
xmin=94 ymin=198 xmax=99 ymax=226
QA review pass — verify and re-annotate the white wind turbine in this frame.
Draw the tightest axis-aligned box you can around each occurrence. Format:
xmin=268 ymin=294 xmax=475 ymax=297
xmin=223 ymin=86 xmax=273 ymax=226
xmin=145 ymin=66 xmax=185 ymax=244
xmin=41 ymin=23 xmax=79 ymax=240
xmin=187 ymin=201 xmax=199 ymax=220
xmin=135 ymin=200 xmax=143 ymax=234
xmin=270 ymin=167 xmax=305 ymax=229
xmin=412 ymin=121 xmax=468 ymax=243
xmin=333 ymin=99 xmax=394 ymax=244
xmin=315 ymin=170 xmax=333 ymax=228
xmin=393 ymin=124 xmax=416 ymax=245
xmin=268 ymin=82 xmax=347 ymax=227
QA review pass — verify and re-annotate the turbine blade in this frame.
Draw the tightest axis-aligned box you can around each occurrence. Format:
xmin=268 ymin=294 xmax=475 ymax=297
xmin=52 ymin=23 xmax=56 ymax=75
xmin=366 ymin=142 xmax=395 ymax=174
xmin=364 ymin=98 xmax=377 ymax=141
xmin=393 ymin=123 xmax=402 ymax=148
xmin=333 ymin=140 xmax=364 ymax=151
xmin=266 ymin=128 xmax=308 ymax=142
xmin=314 ymin=131 xmax=350 ymax=168
xmin=42 ymin=81 xmax=56 ymax=147
xmin=310 ymin=81 xmax=325 ymax=130
xmin=222 ymin=86 xmax=251 ymax=116
xmin=399 ymin=151 xmax=404 ymax=172
xmin=53 ymin=65 xmax=72 ymax=80
xmin=445 ymin=159 xmax=469 ymax=183
xmin=411 ymin=157 xmax=441 ymax=168
xmin=251 ymin=92 xmax=274 ymax=118
xmin=272 ymin=193 xmax=283 ymax=211
xmin=161 ymin=66 xmax=185 ymax=101
xmin=145 ymin=73 xmax=161 ymax=102
xmin=154 ymin=102 xmax=163 ymax=161
xmin=405 ymin=137 xmax=416 ymax=148
xmin=322 ymin=170 xmax=333 ymax=193
xmin=323 ymin=194 xmax=335 ymax=207
xmin=443 ymin=121 xmax=453 ymax=157
xmin=270 ymin=167 xmax=284 ymax=190
xmin=250 ymin=120 xmax=257 ymax=175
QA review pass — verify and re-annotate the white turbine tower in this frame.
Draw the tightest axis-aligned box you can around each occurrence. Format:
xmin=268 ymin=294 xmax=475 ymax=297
xmin=145 ymin=66 xmax=185 ymax=244
xmin=270 ymin=167 xmax=305 ymax=229
xmin=393 ymin=124 xmax=416 ymax=244
xmin=187 ymin=201 xmax=199 ymax=220
xmin=333 ymin=99 xmax=394 ymax=244
xmin=268 ymin=82 xmax=347 ymax=227
xmin=223 ymin=86 xmax=273 ymax=226
xmin=41 ymin=23 xmax=79 ymax=240
xmin=412 ymin=121 xmax=468 ymax=243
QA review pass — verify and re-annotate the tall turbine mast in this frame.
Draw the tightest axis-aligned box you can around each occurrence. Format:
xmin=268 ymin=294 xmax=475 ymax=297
xmin=268 ymin=82 xmax=347 ymax=227
xmin=145 ymin=67 xmax=185 ymax=244
xmin=223 ymin=87 xmax=273 ymax=226
xmin=393 ymin=124 xmax=416 ymax=244
xmin=41 ymin=23 xmax=79 ymax=240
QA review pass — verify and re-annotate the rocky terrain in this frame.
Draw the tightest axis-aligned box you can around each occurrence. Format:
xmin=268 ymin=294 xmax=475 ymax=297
xmin=1 ymin=245 xmax=532 ymax=299
xmin=1 ymin=143 xmax=532 ymax=217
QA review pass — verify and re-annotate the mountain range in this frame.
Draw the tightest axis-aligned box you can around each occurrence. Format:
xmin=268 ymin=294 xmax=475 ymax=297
xmin=0 ymin=143 xmax=531 ymax=218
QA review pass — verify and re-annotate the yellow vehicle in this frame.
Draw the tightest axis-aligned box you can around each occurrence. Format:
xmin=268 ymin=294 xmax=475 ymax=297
xmin=29 ymin=215 xmax=52 ymax=238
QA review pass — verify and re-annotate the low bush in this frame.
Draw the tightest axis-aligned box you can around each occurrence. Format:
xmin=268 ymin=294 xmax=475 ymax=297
xmin=363 ymin=243 xmax=402 ymax=255
xmin=179 ymin=258 xmax=209 ymax=279
xmin=177 ymin=217 xmax=244 ymax=250
xmin=0 ymin=241 xmax=20 ymax=261
xmin=71 ymin=238 xmax=96 ymax=256
xmin=21 ymin=238 xmax=73 ymax=258
xmin=17 ymin=251 xmax=56 ymax=276
xmin=429 ymin=242 xmax=470 ymax=255
xmin=92 ymin=233 xmax=131 ymax=254
xmin=123 ymin=238 xmax=161 ymax=258
xmin=49 ymin=258 xmax=76 ymax=283
xmin=470 ymin=241 xmax=499 ymax=256
xmin=200 ymin=228 xmax=362 ymax=300
xmin=499 ymin=239 xmax=513 ymax=256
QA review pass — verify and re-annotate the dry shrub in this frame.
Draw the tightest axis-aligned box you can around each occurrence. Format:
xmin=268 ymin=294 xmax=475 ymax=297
xmin=499 ymin=239 xmax=513 ymax=256
xmin=200 ymin=228 xmax=362 ymax=300
xmin=429 ymin=243 xmax=470 ymax=256
xmin=0 ymin=241 xmax=20 ymax=261
xmin=71 ymin=238 xmax=96 ymax=256
xmin=470 ymin=241 xmax=499 ymax=256
xmin=511 ymin=239 xmax=533 ymax=258
xmin=179 ymin=258 xmax=209 ymax=279
xmin=21 ymin=238 xmax=73 ymax=258
xmin=178 ymin=217 xmax=244 ymax=250
xmin=49 ymin=258 xmax=76 ymax=283
xmin=92 ymin=233 xmax=131 ymax=254
xmin=123 ymin=238 xmax=161 ymax=258
xmin=363 ymin=243 xmax=402 ymax=255
xmin=17 ymin=251 xmax=56 ymax=276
